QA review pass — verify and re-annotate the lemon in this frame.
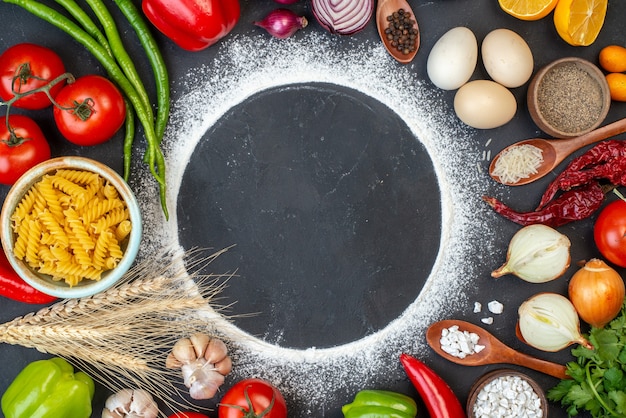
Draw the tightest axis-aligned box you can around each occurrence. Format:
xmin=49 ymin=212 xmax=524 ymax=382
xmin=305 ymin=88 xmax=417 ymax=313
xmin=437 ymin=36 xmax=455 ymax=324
xmin=554 ymin=0 xmax=608 ymax=46
xmin=498 ymin=0 xmax=559 ymax=21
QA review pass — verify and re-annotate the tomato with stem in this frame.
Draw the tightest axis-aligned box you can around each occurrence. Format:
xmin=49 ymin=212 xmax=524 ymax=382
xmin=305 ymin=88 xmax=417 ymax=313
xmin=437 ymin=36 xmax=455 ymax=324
xmin=218 ymin=378 xmax=287 ymax=418
xmin=53 ymin=74 xmax=126 ymax=146
xmin=594 ymin=199 xmax=626 ymax=267
xmin=0 ymin=43 xmax=66 ymax=109
xmin=0 ymin=114 xmax=51 ymax=185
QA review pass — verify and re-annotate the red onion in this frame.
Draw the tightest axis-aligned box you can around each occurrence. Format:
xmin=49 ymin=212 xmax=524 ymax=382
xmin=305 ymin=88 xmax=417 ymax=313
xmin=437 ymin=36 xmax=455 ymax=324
xmin=274 ymin=0 xmax=299 ymax=4
xmin=254 ymin=9 xmax=308 ymax=39
xmin=311 ymin=0 xmax=373 ymax=35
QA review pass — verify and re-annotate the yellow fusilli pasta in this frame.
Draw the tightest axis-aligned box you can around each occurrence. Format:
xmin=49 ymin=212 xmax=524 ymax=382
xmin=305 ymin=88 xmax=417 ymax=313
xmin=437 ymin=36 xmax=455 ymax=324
xmin=10 ymin=169 xmax=132 ymax=286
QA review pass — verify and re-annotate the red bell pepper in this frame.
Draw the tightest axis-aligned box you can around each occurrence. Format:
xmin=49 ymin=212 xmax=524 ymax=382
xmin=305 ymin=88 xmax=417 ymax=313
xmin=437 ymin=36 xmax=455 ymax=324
xmin=142 ymin=0 xmax=240 ymax=51
xmin=0 ymin=249 xmax=56 ymax=304
xmin=400 ymin=353 xmax=466 ymax=418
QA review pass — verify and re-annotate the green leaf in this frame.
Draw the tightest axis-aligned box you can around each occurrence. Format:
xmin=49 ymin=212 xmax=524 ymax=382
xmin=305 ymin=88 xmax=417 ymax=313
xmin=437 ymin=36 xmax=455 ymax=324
xmin=604 ymin=367 xmax=624 ymax=391
xmin=609 ymin=390 xmax=626 ymax=416
xmin=548 ymin=379 xmax=576 ymax=402
xmin=564 ymin=382 xmax=595 ymax=408
xmin=592 ymin=328 xmax=621 ymax=362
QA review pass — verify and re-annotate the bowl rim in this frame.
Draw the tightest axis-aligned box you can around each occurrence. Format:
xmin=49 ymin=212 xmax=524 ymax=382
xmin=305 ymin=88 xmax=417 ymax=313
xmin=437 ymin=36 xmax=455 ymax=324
xmin=527 ymin=56 xmax=611 ymax=138
xmin=0 ymin=156 xmax=142 ymax=299
xmin=466 ymin=368 xmax=548 ymax=418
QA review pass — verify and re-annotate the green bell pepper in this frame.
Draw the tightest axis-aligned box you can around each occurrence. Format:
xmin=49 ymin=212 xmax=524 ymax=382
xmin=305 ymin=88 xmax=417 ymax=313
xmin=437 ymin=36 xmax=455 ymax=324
xmin=342 ymin=389 xmax=418 ymax=418
xmin=2 ymin=357 xmax=95 ymax=418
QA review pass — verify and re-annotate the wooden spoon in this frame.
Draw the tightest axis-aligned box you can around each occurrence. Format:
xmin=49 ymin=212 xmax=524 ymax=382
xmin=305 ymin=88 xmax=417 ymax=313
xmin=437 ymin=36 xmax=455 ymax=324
xmin=489 ymin=117 xmax=626 ymax=186
xmin=375 ymin=0 xmax=419 ymax=64
xmin=426 ymin=320 xmax=568 ymax=379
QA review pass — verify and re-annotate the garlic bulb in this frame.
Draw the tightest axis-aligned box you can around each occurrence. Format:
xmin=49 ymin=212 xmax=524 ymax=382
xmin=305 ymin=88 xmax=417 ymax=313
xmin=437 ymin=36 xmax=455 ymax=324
xmin=165 ymin=334 xmax=232 ymax=400
xmin=102 ymin=389 xmax=159 ymax=418
xmin=492 ymin=224 xmax=571 ymax=283
xmin=518 ymin=292 xmax=592 ymax=352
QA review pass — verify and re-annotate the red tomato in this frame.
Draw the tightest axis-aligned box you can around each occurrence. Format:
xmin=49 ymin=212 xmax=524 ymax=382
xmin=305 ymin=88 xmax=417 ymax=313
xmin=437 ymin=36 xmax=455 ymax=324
xmin=0 ymin=43 xmax=66 ymax=109
xmin=53 ymin=75 xmax=126 ymax=146
xmin=594 ymin=199 xmax=626 ymax=267
xmin=168 ymin=413 xmax=209 ymax=418
xmin=0 ymin=115 xmax=51 ymax=185
xmin=218 ymin=378 xmax=287 ymax=418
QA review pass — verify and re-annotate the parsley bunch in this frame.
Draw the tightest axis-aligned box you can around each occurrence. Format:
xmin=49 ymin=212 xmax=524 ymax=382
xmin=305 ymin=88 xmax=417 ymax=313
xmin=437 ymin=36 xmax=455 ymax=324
xmin=548 ymin=301 xmax=626 ymax=417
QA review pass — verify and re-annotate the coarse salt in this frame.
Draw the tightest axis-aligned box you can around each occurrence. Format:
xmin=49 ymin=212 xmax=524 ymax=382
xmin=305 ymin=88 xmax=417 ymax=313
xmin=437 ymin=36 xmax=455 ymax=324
xmin=473 ymin=374 xmax=543 ymax=418
xmin=440 ymin=325 xmax=485 ymax=358
xmin=488 ymin=300 xmax=504 ymax=314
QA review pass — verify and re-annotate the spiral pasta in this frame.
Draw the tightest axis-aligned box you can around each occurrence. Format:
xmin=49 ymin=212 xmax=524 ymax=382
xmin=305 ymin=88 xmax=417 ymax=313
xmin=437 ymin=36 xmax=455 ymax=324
xmin=10 ymin=169 xmax=132 ymax=286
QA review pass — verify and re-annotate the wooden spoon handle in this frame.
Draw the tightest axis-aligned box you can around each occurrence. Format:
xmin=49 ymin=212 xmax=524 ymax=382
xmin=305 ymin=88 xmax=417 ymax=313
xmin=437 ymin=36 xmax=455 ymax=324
xmin=570 ymin=117 xmax=626 ymax=150
xmin=508 ymin=350 xmax=568 ymax=379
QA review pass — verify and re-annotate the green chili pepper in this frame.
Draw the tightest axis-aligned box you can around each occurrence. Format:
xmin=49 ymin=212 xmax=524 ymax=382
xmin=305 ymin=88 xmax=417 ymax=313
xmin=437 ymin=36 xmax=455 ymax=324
xmin=342 ymin=390 xmax=418 ymax=418
xmin=1 ymin=357 xmax=95 ymax=418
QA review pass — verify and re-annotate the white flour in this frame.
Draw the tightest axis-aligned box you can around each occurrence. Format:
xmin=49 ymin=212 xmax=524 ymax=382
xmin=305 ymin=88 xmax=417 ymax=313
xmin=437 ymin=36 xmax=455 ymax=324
xmin=132 ymin=32 xmax=494 ymax=415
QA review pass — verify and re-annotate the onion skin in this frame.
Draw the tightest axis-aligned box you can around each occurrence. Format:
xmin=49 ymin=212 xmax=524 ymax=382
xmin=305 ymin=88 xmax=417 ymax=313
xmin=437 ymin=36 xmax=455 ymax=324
xmin=569 ymin=258 xmax=625 ymax=328
xmin=311 ymin=0 xmax=374 ymax=35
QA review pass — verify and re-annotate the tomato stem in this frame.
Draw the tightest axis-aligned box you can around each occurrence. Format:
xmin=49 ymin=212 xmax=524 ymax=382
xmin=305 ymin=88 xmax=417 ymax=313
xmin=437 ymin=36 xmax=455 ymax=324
xmin=1 ymin=71 xmax=75 ymax=145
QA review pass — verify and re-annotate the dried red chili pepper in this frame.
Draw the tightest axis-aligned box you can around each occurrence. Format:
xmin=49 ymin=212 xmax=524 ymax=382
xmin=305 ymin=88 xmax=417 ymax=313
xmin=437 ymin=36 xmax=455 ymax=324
xmin=399 ymin=353 xmax=466 ymax=418
xmin=483 ymin=181 xmax=605 ymax=227
xmin=0 ymin=249 xmax=56 ymax=304
xmin=539 ymin=140 xmax=626 ymax=208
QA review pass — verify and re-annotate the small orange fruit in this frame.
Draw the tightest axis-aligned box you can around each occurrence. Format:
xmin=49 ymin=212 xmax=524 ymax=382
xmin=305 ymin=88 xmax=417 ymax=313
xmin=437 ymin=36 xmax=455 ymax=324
xmin=554 ymin=0 xmax=608 ymax=46
xmin=606 ymin=73 xmax=626 ymax=102
xmin=599 ymin=45 xmax=626 ymax=73
xmin=498 ymin=0 xmax=559 ymax=21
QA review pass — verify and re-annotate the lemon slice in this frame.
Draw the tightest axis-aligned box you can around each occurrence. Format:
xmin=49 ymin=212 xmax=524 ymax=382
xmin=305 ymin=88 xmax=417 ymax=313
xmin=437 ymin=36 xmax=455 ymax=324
xmin=554 ymin=0 xmax=608 ymax=46
xmin=498 ymin=0 xmax=559 ymax=21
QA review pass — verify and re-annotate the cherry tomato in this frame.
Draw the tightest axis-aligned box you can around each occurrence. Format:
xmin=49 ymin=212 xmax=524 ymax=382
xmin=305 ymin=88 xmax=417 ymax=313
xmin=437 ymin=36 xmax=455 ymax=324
xmin=0 ymin=43 xmax=66 ymax=109
xmin=168 ymin=413 xmax=209 ymax=418
xmin=0 ymin=115 xmax=51 ymax=185
xmin=53 ymin=75 xmax=126 ymax=146
xmin=594 ymin=199 xmax=626 ymax=268
xmin=218 ymin=378 xmax=287 ymax=418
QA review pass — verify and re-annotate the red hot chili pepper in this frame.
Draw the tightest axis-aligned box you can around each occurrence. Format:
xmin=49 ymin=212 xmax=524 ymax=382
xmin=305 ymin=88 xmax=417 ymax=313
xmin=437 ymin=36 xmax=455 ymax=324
xmin=539 ymin=140 xmax=626 ymax=208
xmin=483 ymin=181 xmax=606 ymax=228
xmin=0 ymin=249 xmax=56 ymax=304
xmin=142 ymin=0 xmax=240 ymax=51
xmin=399 ymin=353 xmax=466 ymax=418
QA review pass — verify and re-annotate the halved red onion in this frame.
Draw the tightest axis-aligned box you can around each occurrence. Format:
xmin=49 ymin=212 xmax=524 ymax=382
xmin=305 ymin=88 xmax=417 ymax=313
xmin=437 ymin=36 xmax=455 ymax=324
xmin=311 ymin=0 xmax=374 ymax=35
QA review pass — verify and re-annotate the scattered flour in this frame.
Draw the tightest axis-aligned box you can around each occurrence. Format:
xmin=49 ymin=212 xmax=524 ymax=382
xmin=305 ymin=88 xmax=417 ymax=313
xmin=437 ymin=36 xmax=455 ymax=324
xmin=131 ymin=32 xmax=494 ymax=416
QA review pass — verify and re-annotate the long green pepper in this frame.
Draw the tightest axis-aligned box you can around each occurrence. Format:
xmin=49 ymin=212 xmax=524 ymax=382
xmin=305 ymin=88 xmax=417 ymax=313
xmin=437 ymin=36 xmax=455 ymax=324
xmin=4 ymin=0 xmax=169 ymax=219
xmin=113 ymin=0 xmax=170 ymax=142
xmin=83 ymin=0 xmax=154 ymax=122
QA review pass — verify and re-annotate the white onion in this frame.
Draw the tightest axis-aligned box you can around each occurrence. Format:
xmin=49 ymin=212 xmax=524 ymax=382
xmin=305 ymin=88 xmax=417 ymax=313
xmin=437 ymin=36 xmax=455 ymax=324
xmin=518 ymin=293 xmax=591 ymax=352
xmin=311 ymin=0 xmax=374 ymax=35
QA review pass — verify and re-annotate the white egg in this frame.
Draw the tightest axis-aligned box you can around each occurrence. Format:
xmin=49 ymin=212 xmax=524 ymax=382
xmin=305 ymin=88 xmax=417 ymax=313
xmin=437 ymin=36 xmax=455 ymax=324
xmin=453 ymin=80 xmax=517 ymax=129
xmin=482 ymin=28 xmax=534 ymax=88
xmin=427 ymin=27 xmax=478 ymax=90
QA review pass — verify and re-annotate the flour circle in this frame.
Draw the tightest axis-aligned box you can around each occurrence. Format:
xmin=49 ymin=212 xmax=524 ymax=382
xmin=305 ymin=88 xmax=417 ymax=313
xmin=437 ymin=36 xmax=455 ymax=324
xmin=132 ymin=32 xmax=493 ymax=416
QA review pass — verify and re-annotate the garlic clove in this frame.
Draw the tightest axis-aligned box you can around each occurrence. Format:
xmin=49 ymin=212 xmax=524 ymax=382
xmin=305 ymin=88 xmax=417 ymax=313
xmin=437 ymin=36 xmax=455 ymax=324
xmin=171 ymin=337 xmax=197 ymax=365
xmin=492 ymin=224 xmax=571 ymax=283
xmin=190 ymin=333 xmax=211 ymax=359
xmin=214 ymin=356 xmax=233 ymax=376
xmin=518 ymin=292 xmax=592 ymax=352
xmin=165 ymin=351 xmax=184 ymax=369
xmin=204 ymin=338 xmax=228 ymax=364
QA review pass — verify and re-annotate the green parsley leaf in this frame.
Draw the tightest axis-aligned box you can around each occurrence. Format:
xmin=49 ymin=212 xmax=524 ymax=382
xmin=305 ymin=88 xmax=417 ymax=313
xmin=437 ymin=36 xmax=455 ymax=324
xmin=550 ymin=300 xmax=626 ymax=417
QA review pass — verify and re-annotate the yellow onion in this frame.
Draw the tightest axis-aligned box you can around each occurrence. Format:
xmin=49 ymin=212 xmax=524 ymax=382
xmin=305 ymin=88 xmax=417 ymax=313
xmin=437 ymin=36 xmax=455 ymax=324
xmin=568 ymin=259 xmax=625 ymax=328
xmin=492 ymin=224 xmax=571 ymax=283
xmin=518 ymin=292 xmax=591 ymax=352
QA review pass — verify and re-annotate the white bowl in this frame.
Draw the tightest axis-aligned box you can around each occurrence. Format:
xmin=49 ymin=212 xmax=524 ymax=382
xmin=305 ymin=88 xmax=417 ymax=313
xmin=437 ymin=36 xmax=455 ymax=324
xmin=0 ymin=156 xmax=142 ymax=299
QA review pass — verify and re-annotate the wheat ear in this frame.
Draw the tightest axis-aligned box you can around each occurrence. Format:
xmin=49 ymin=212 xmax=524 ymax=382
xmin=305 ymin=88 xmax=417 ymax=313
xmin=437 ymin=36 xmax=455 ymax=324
xmin=0 ymin=246 xmax=235 ymax=415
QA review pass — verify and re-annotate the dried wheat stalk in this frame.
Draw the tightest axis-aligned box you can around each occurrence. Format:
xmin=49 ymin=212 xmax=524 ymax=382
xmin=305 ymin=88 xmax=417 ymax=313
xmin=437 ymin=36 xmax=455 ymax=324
xmin=0 ymin=246 xmax=235 ymax=414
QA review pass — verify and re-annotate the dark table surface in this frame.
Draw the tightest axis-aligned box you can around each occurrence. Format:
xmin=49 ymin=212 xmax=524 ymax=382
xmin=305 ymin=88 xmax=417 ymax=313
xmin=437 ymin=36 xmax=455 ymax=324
xmin=0 ymin=0 xmax=625 ymax=417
